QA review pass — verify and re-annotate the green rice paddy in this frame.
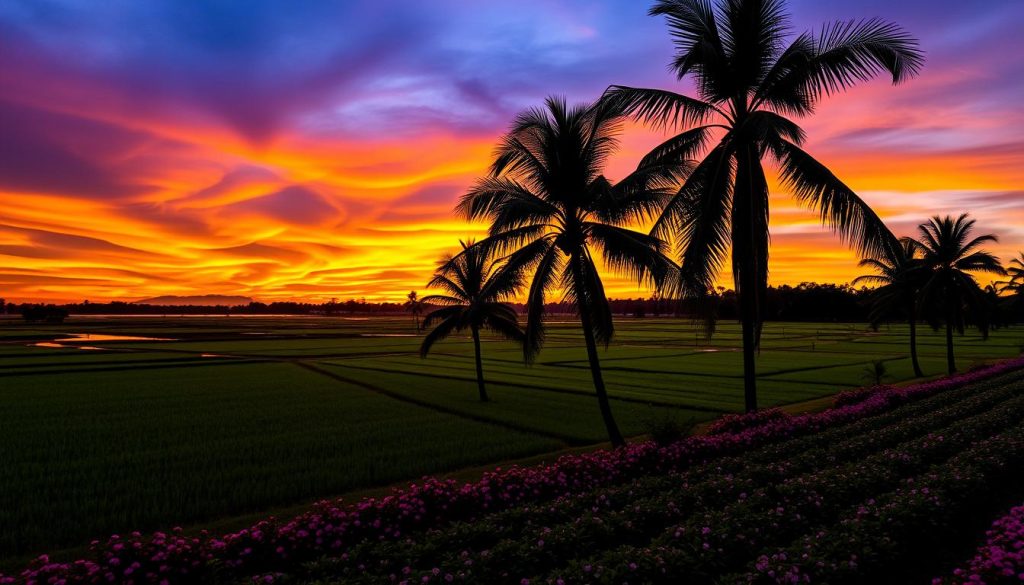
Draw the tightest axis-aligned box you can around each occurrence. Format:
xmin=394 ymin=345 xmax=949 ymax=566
xmin=0 ymin=315 xmax=1019 ymax=560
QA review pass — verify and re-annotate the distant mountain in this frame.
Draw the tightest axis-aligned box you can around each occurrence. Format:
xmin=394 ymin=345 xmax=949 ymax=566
xmin=133 ymin=295 xmax=254 ymax=306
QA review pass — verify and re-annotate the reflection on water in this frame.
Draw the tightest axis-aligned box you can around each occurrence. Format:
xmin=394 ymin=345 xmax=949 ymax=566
xmin=29 ymin=333 xmax=176 ymax=350
xmin=61 ymin=334 xmax=175 ymax=342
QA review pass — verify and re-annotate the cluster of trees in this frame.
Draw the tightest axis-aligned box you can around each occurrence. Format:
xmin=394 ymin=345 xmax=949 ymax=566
xmin=416 ymin=0 xmax=1020 ymax=447
xmin=856 ymin=215 xmax=1015 ymax=376
xmin=18 ymin=305 xmax=69 ymax=324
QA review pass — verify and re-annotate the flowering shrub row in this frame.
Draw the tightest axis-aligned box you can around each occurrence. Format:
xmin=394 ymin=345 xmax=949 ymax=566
xmin=548 ymin=389 xmax=1024 ymax=585
xmin=312 ymin=374 xmax=1024 ymax=583
xmin=933 ymin=505 xmax=1024 ymax=585
xmin=704 ymin=407 xmax=790 ymax=435
xmin=741 ymin=425 xmax=1024 ymax=584
xmin=4 ymin=356 xmax=1024 ymax=584
xmin=832 ymin=385 xmax=887 ymax=407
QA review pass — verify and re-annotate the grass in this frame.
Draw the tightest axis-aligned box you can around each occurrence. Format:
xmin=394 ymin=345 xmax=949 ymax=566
xmin=0 ymin=315 xmax=1019 ymax=562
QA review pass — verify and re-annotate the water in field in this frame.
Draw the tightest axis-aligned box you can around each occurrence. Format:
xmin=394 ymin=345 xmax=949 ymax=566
xmin=30 ymin=342 xmax=105 ymax=350
xmin=29 ymin=333 xmax=176 ymax=349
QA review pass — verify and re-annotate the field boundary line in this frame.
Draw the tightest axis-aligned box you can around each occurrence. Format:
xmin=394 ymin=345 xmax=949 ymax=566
xmin=0 ymin=358 xmax=264 ymax=378
xmin=292 ymin=361 xmax=585 ymax=446
xmin=321 ymin=361 xmax=731 ymax=413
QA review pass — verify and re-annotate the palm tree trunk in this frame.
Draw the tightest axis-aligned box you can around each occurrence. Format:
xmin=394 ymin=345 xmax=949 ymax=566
xmin=946 ymin=320 xmax=956 ymax=374
xmin=908 ymin=300 xmax=923 ymax=377
xmin=733 ymin=145 xmax=762 ymax=414
xmin=577 ymin=306 xmax=625 ymax=447
xmin=571 ymin=256 xmax=624 ymax=447
xmin=470 ymin=325 xmax=489 ymax=402
xmin=740 ymin=304 xmax=758 ymax=412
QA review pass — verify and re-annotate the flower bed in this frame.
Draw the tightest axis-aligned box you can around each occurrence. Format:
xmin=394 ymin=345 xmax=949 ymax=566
xmin=932 ymin=505 xmax=1024 ymax=585
xmin=4 ymin=357 xmax=1023 ymax=585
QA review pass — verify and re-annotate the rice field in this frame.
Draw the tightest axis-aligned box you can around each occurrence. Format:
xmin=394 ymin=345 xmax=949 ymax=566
xmin=0 ymin=315 xmax=1020 ymax=561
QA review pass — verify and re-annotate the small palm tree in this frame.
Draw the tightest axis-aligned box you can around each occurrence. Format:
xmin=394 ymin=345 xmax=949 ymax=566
xmin=862 ymin=360 xmax=890 ymax=387
xmin=854 ymin=238 xmax=928 ymax=377
xmin=915 ymin=214 xmax=1004 ymax=374
xmin=405 ymin=290 xmax=423 ymax=332
xmin=602 ymin=0 xmax=922 ymax=412
xmin=997 ymin=253 xmax=1024 ymax=322
xmin=420 ymin=241 xmax=525 ymax=402
xmin=459 ymin=96 xmax=676 ymax=447
xmin=997 ymin=253 xmax=1024 ymax=295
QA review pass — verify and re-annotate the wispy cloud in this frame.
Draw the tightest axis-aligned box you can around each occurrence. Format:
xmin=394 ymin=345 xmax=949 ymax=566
xmin=1 ymin=0 xmax=1022 ymax=301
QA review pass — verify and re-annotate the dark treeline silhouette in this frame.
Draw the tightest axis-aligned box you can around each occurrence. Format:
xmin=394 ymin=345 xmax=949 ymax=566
xmin=508 ymin=283 xmax=873 ymax=322
xmin=8 ymin=280 xmax=1018 ymax=325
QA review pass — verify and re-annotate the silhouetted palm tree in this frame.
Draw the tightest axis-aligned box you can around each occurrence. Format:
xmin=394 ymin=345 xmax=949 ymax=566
xmin=854 ymin=238 xmax=927 ymax=377
xmin=915 ymin=214 xmax=1004 ymax=374
xmin=996 ymin=253 xmax=1024 ymax=321
xmin=997 ymin=253 xmax=1024 ymax=295
xmin=459 ymin=96 xmax=676 ymax=446
xmin=405 ymin=290 xmax=423 ymax=332
xmin=419 ymin=241 xmax=525 ymax=402
xmin=603 ymin=0 xmax=923 ymax=412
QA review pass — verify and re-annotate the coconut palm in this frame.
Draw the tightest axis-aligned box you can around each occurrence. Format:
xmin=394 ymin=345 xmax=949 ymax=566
xmin=603 ymin=0 xmax=922 ymax=411
xmin=915 ymin=214 xmax=1004 ymax=374
xmin=996 ymin=253 xmax=1024 ymax=322
xmin=405 ymin=290 xmax=423 ymax=331
xmin=458 ymin=96 xmax=677 ymax=447
xmin=854 ymin=238 xmax=928 ymax=377
xmin=997 ymin=253 xmax=1024 ymax=295
xmin=419 ymin=241 xmax=525 ymax=402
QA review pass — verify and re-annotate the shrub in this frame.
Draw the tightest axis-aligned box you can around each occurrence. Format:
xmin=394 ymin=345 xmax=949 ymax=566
xmin=705 ymin=407 xmax=790 ymax=436
xmin=641 ymin=409 xmax=694 ymax=446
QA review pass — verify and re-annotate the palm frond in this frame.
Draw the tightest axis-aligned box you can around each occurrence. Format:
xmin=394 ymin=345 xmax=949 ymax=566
xmin=601 ymin=85 xmax=718 ymax=130
xmin=523 ymin=242 xmax=564 ymax=362
xmin=587 ymin=222 xmax=674 ymax=288
xmin=656 ymin=143 xmax=735 ymax=296
xmin=419 ymin=310 xmax=464 ymax=357
xmin=774 ymin=139 xmax=896 ymax=259
xmin=756 ymin=17 xmax=923 ymax=112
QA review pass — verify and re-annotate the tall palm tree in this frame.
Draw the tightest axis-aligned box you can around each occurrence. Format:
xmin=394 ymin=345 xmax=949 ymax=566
xmin=603 ymin=0 xmax=923 ymax=412
xmin=405 ymin=290 xmax=423 ymax=332
xmin=458 ymin=96 xmax=677 ymax=447
xmin=915 ymin=214 xmax=1004 ymax=374
xmin=854 ymin=238 xmax=927 ymax=377
xmin=419 ymin=241 xmax=525 ymax=402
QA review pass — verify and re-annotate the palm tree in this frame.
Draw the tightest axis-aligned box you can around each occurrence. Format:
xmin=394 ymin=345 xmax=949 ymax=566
xmin=603 ymin=0 xmax=922 ymax=412
xmin=405 ymin=290 xmax=423 ymax=332
xmin=915 ymin=214 xmax=1004 ymax=374
xmin=854 ymin=238 xmax=927 ymax=377
xmin=997 ymin=253 xmax=1024 ymax=322
xmin=419 ymin=241 xmax=525 ymax=402
xmin=458 ymin=96 xmax=676 ymax=447
xmin=997 ymin=253 xmax=1024 ymax=295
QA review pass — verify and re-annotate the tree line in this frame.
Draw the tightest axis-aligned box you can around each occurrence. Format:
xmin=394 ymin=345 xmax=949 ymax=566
xmin=416 ymin=0 xmax=1022 ymax=447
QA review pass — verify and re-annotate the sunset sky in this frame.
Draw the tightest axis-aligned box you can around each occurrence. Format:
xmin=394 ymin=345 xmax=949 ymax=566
xmin=1 ymin=0 xmax=1022 ymax=303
